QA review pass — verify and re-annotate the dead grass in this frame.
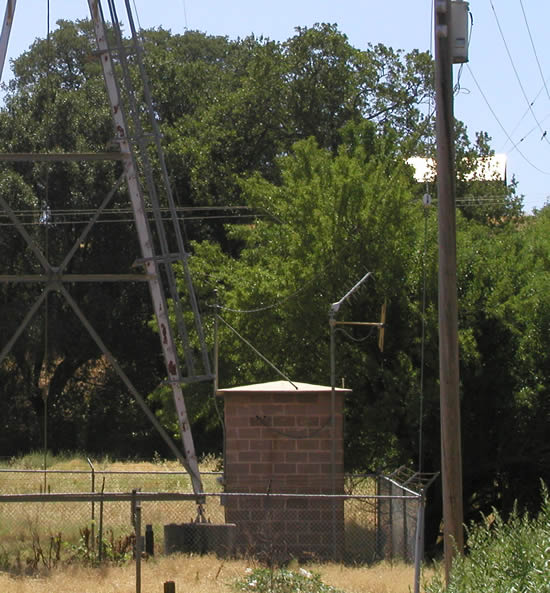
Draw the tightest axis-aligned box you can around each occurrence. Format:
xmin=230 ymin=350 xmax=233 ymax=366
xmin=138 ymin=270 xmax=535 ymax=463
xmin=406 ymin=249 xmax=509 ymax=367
xmin=0 ymin=553 xmax=434 ymax=593
xmin=1 ymin=457 xmax=430 ymax=592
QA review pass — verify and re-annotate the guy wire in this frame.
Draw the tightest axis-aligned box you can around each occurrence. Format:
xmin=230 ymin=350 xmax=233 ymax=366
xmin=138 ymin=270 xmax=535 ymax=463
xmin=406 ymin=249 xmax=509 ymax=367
xmin=417 ymin=0 xmax=435 ymax=475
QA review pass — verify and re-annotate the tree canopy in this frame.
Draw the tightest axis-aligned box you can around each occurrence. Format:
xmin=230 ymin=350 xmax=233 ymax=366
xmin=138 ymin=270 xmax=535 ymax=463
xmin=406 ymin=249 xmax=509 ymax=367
xmin=0 ymin=19 xmax=548 ymax=551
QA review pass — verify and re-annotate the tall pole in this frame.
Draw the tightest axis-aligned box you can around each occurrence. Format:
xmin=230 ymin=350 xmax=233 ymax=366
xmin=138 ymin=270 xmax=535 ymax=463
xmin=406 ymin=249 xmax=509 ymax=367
xmin=434 ymin=0 xmax=464 ymax=583
xmin=0 ymin=0 xmax=16 ymax=80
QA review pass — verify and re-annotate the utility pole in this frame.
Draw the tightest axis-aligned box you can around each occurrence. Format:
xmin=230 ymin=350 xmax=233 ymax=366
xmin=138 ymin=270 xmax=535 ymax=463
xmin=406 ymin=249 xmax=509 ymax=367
xmin=434 ymin=0 xmax=464 ymax=583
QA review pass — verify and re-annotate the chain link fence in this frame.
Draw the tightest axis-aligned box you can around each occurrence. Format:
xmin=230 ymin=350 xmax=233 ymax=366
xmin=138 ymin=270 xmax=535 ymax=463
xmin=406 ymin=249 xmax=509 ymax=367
xmin=0 ymin=468 xmax=428 ymax=566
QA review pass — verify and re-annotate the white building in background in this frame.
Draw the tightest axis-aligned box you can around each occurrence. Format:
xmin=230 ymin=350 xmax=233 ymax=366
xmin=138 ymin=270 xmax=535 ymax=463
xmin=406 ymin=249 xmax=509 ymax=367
xmin=407 ymin=154 xmax=508 ymax=185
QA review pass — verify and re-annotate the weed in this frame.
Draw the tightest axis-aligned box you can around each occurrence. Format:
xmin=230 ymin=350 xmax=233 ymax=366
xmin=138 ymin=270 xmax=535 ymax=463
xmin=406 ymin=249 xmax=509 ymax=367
xmin=0 ymin=545 xmax=10 ymax=572
xmin=426 ymin=484 xmax=550 ymax=593
xmin=29 ymin=530 xmax=62 ymax=571
xmin=233 ymin=567 xmax=348 ymax=593
xmin=66 ymin=526 xmax=134 ymax=566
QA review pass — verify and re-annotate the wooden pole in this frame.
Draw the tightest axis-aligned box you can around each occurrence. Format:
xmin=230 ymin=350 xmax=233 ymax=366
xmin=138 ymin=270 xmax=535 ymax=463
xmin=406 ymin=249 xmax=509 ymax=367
xmin=434 ymin=0 xmax=464 ymax=583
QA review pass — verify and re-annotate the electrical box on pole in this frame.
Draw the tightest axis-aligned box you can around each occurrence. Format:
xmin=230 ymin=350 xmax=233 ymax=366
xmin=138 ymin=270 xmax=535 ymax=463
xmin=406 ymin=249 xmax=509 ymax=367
xmin=451 ymin=0 xmax=469 ymax=63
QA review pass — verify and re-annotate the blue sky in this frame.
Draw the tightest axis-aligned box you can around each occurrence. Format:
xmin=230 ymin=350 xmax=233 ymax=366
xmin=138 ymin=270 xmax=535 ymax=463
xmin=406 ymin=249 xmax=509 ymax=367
xmin=2 ymin=0 xmax=550 ymax=212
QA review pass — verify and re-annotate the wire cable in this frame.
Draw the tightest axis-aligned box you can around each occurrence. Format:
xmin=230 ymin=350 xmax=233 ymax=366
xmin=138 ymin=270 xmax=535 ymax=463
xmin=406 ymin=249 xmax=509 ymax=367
xmin=504 ymin=111 xmax=550 ymax=155
xmin=131 ymin=0 xmax=143 ymax=33
xmin=417 ymin=204 xmax=430 ymax=475
xmin=209 ymin=275 xmax=318 ymax=314
xmin=416 ymin=0 xmax=436 ymax=476
xmin=466 ymin=63 xmax=550 ymax=175
xmin=519 ymin=0 xmax=550 ymax=103
xmin=503 ymin=85 xmax=546 ymax=151
xmin=488 ymin=0 xmax=550 ymax=147
xmin=181 ymin=0 xmax=189 ymax=29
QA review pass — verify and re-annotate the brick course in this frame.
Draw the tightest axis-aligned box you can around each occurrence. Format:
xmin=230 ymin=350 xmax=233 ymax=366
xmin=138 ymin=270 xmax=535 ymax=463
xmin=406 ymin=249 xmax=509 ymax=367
xmin=217 ymin=380 xmax=350 ymax=560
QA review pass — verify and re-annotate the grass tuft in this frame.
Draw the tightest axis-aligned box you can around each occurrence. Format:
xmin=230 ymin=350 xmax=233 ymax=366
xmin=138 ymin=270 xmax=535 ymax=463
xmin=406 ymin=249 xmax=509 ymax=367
xmin=426 ymin=483 xmax=550 ymax=593
xmin=233 ymin=566 xmax=347 ymax=593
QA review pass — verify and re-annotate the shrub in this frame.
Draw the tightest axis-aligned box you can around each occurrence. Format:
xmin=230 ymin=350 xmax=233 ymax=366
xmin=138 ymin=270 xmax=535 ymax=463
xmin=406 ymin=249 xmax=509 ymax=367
xmin=233 ymin=567 xmax=347 ymax=593
xmin=427 ymin=484 xmax=550 ymax=593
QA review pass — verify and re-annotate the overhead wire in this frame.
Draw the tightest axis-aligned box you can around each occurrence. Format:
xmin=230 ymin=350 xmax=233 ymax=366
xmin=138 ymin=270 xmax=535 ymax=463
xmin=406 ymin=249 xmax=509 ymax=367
xmin=0 ymin=205 xmax=273 ymax=227
xmin=502 ymin=84 xmax=544 ymax=150
xmin=466 ymin=63 xmax=550 ymax=176
xmin=504 ymin=110 xmax=550 ymax=155
xmin=499 ymin=3 xmax=550 ymax=153
xmin=416 ymin=0 xmax=437 ymax=477
xmin=518 ymin=0 xmax=550 ymax=103
xmin=0 ymin=215 xmax=269 ymax=227
xmin=181 ymin=0 xmax=189 ymax=30
xmin=488 ymin=0 xmax=550 ymax=147
xmin=130 ymin=0 xmax=143 ymax=32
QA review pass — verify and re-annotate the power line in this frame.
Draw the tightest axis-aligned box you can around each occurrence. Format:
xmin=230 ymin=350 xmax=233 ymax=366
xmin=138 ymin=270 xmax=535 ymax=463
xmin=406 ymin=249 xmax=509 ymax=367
xmin=504 ymin=111 xmax=550 ymax=155
xmin=503 ymin=85 xmax=544 ymax=150
xmin=1 ymin=205 xmax=267 ymax=215
xmin=518 ymin=0 xmax=550 ymax=103
xmin=488 ymin=0 xmax=550 ymax=147
xmin=181 ymin=0 xmax=189 ymax=30
xmin=0 ymin=213 xmax=269 ymax=227
xmin=466 ymin=64 xmax=550 ymax=176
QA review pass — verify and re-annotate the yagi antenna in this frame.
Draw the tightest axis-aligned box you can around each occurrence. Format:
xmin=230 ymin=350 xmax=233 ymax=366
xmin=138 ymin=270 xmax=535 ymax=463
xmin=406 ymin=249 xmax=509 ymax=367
xmin=328 ymin=273 xmax=387 ymax=496
xmin=329 ymin=272 xmax=386 ymax=352
xmin=378 ymin=300 xmax=387 ymax=352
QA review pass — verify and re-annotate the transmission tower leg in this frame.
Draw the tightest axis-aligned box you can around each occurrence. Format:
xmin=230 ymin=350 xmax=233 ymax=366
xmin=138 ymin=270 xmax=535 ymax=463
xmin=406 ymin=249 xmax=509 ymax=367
xmin=87 ymin=0 xmax=203 ymax=496
xmin=0 ymin=0 xmax=16 ymax=77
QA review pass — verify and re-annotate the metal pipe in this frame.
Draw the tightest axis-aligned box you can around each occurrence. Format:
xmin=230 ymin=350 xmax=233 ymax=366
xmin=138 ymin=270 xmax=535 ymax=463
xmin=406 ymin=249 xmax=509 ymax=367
xmin=413 ymin=490 xmax=426 ymax=593
xmin=87 ymin=458 xmax=96 ymax=554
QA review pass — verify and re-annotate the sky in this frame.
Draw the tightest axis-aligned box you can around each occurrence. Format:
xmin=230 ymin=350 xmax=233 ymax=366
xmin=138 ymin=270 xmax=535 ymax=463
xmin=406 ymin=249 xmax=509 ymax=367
xmin=2 ymin=0 xmax=550 ymax=213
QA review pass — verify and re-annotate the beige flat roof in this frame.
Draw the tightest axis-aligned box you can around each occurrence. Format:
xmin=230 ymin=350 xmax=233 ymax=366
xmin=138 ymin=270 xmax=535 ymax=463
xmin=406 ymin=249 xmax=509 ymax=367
xmin=216 ymin=380 xmax=351 ymax=395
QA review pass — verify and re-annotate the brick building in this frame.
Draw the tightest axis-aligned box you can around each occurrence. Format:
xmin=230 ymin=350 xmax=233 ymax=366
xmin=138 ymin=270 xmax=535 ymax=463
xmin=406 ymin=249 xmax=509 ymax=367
xmin=217 ymin=380 xmax=350 ymax=560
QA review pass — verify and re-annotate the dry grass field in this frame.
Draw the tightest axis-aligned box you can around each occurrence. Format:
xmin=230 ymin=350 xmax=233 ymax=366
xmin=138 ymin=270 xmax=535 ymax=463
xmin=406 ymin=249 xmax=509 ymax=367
xmin=1 ymin=455 xmax=434 ymax=592
xmin=0 ymin=553 xmax=433 ymax=593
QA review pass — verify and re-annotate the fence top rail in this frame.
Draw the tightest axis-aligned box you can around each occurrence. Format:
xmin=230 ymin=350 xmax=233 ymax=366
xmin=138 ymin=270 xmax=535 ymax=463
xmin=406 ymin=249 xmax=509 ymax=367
xmin=0 ymin=468 xmax=222 ymax=476
xmin=0 ymin=491 xmax=420 ymax=503
xmin=0 ymin=469 xmax=378 ymax=478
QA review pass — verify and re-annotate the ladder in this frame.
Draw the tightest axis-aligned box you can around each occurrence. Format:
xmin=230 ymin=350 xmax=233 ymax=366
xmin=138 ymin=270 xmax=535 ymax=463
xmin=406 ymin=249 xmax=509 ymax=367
xmin=0 ymin=0 xmax=212 ymax=497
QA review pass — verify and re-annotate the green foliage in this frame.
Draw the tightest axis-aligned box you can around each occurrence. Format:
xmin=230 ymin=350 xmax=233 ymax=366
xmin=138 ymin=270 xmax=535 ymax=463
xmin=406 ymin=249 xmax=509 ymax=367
xmin=0 ymin=525 xmax=133 ymax=574
xmin=426 ymin=486 xmax=550 ymax=593
xmin=0 ymin=18 xmax=170 ymax=458
xmin=66 ymin=526 xmax=134 ymax=567
xmin=234 ymin=567 xmax=347 ymax=593
xmin=1 ymin=15 xmax=548 ymax=540
xmin=453 ymin=208 xmax=550 ymax=516
xmin=2 ymin=450 xmax=76 ymax=469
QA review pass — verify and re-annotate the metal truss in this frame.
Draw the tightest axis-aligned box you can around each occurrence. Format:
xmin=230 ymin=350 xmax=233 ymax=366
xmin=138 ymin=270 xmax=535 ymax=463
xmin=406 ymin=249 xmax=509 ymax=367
xmin=0 ymin=0 xmax=213 ymax=497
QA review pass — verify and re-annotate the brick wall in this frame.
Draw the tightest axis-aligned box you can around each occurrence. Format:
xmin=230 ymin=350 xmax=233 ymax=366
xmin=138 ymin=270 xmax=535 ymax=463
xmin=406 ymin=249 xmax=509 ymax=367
xmin=217 ymin=381 xmax=349 ymax=560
